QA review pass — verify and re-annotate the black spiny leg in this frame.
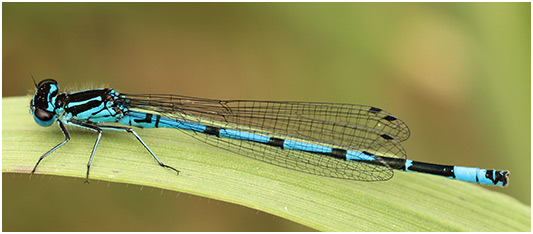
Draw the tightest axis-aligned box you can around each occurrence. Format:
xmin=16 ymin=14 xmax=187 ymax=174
xmin=66 ymin=120 xmax=104 ymax=183
xmin=66 ymin=121 xmax=180 ymax=181
xmin=31 ymin=120 xmax=70 ymax=176
xmin=96 ymin=124 xmax=181 ymax=175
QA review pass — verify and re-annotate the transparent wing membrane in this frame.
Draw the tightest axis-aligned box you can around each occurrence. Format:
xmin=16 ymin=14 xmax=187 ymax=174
xmin=122 ymin=94 xmax=409 ymax=181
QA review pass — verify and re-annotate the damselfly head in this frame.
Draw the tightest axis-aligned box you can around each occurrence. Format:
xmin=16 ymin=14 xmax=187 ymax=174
xmin=30 ymin=79 xmax=59 ymax=127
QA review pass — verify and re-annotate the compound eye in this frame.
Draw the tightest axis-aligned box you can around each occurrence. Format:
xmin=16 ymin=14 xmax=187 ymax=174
xmin=33 ymin=108 xmax=55 ymax=126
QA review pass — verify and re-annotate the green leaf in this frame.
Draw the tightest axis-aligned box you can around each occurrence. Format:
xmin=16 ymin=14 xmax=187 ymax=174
xmin=3 ymin=96 xmax=530 ymax=231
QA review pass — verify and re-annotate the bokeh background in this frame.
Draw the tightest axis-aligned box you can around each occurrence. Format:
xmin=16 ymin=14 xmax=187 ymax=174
xmin=3 ymin=2 xmax=530 ymax=231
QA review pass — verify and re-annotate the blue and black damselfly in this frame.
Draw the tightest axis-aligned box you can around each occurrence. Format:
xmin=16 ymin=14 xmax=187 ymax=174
xmin=29 ymin=79 xmax=509 ymax=186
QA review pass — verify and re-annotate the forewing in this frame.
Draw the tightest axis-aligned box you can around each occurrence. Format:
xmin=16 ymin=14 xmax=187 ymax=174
xmin=122 ymin=94 xmax=408 ymax=181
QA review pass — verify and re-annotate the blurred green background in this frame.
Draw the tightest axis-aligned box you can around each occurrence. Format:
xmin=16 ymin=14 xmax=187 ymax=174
xmin=3 ymin=2 xmax=530 ymax=231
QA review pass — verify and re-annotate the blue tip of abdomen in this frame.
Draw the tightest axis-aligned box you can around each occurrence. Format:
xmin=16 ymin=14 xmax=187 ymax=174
xmin=453 ymin=166 xmax=509 ymax=186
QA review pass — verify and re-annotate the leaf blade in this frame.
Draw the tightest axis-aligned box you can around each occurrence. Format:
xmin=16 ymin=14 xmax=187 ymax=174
xmin=3 ymin=96 xmax=530 ymax=231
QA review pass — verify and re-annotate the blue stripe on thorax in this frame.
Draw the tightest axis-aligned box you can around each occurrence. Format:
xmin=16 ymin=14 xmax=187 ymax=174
xmin=66 ymin=96 xmax=102 ymax=107
xmin=62 ymin=88 xmax=123 ymax=123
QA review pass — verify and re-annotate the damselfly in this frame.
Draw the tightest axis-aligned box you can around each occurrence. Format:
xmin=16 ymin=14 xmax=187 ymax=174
xmin=29 ymin=79 xmax=509 ymax=186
